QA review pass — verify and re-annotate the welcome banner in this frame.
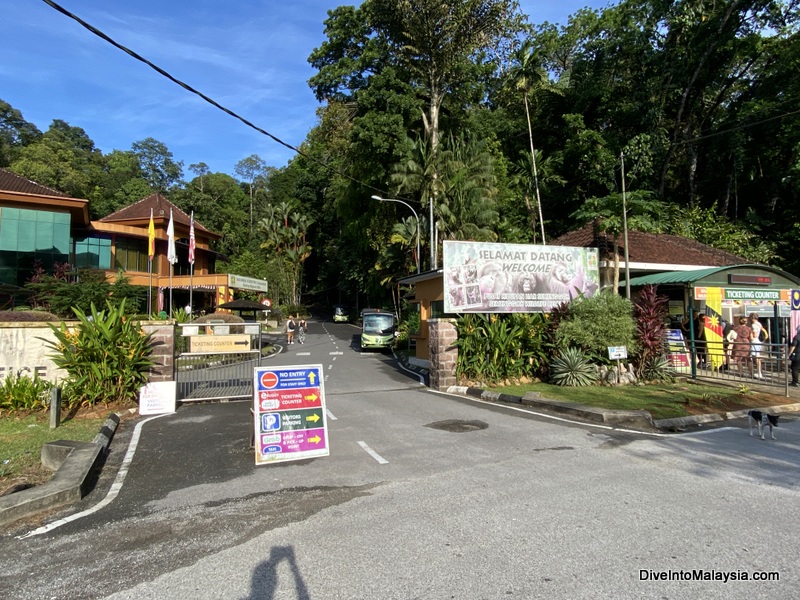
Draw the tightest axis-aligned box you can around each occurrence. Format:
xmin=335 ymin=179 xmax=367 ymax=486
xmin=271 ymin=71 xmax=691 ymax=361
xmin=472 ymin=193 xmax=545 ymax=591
xmin=443 ymin=241 xmax=600 ymax=313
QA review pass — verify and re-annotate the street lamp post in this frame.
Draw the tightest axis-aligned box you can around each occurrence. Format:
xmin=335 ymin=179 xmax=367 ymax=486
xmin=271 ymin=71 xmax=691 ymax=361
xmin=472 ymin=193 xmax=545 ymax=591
xmin=371 ymin=195 xmax=421 ymax=274
xmin=620 ymin=152 xmax=631 ymax=300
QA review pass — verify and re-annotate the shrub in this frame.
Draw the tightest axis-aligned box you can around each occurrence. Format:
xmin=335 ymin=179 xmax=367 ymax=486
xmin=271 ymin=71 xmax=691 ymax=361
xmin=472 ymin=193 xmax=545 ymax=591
xmin=554 ymin=290 xmax=637 ymax=360
xmin=193 ymin=312 xmax=245 ymax=324
xmin=633 ymin=284 xmax=670 ymax=377
xmin=549 ymin=347 xmax=598 ymax=387
xmin=42 ymin=298 xmax=154 ymax=407
xmin=637 ymin=354 xmax=676 ymax=383
xmin=0 ymin=372 xmax=54 ymax=414
xmin=454 ymin=313 xmax=544 ymax=383
xmin=397 ymin=310 xmax=420 ymax=346
xmin=26 ymin=269 xmax=146 ymax=318
xmin=0 ymin=310 xmax=60 ymax=322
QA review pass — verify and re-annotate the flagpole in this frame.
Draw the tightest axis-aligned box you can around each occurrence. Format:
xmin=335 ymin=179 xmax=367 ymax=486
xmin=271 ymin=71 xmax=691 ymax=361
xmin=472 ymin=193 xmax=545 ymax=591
xmin=167 ymin=208 xmax=176 ymax=319
xmin=189 ymin=265 xmax=193 ymax=317
xmin=148 ymin=259 xmax=152 ymax=315
xmin=188 ymin=211 xmax=195 ymax=317
xmin=147 ymin=208 xmax=155 ymax=316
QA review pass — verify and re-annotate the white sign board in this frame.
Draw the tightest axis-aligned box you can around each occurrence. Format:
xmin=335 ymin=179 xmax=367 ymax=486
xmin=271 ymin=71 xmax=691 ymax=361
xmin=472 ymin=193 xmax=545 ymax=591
xmin=442 ymin=241 xmax=599 ymax=313
xmin=228 ymin=274 xmax=269 ymax=292
xmin=608 ymin=346 xmax=628 ymax=360
xmin=139 ymin=381 xmax=177 ymax=415
xmin=253 ymin=364 xmax=329 ymax=465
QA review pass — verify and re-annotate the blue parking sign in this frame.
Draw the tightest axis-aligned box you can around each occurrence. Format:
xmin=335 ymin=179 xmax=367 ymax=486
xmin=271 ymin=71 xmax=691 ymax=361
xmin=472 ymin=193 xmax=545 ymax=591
xmin=261 ymin=413 xmax=281 ymax=432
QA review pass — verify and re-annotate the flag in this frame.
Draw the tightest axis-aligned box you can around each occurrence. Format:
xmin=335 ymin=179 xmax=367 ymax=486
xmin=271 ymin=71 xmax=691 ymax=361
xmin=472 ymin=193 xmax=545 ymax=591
xmin=791 ymin=289 xmax=800 ymax=337
xmin=147 ymin=208 xmax=155 ymax=260
xmin=188 ymin=211 xmax=195 ymax=266
xmin=167 ymin=209 xmax=177 ymax=265
xmin=704 ymin=287 xmax=724 ymax=370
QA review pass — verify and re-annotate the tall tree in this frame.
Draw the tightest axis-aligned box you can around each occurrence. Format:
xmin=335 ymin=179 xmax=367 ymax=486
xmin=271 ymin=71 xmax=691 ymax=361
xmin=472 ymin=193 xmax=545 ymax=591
xmin=234 ymin=154 xmax=269 ymax=234
xmin=131 ymin=137 xmax=183 ymax=192
xmin=10 ymin=120 xmax=102 ymax=198
xmin=0 ymin=99 xmax=42 ymax=167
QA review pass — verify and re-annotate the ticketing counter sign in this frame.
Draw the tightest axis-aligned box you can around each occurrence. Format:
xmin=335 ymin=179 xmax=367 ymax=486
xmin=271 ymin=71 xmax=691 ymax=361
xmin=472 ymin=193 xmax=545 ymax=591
xmin=252 ymin=365 xmax=329 ymax=464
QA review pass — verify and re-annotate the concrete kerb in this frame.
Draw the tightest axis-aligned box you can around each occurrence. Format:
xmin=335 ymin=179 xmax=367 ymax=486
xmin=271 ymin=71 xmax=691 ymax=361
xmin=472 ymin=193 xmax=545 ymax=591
xmin=447 ymin=385 xmax=656 ymax=430
xmin=447 ymin=386 xmax=800 ymax=433
xmin=655 ymin=402 xmax=800 ymax=430
xmin=0 ymin=412 xmax=123 ymax=528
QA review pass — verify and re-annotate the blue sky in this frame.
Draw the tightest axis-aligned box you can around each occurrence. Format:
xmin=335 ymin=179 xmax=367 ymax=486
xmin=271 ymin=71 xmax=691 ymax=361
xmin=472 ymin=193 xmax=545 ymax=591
xmin=2 ymin=1 xmax=610 ymax=177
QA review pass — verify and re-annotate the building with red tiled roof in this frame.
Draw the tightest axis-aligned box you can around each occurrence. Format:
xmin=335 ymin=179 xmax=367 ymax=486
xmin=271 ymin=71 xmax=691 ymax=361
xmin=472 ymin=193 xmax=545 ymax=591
xmin=0 ymin=168 xmax=265 ymax=313
xmin=397 ymin=222 xmax=794 ymax=364
xmin=551 ymin=221 xmax=753 ymax=289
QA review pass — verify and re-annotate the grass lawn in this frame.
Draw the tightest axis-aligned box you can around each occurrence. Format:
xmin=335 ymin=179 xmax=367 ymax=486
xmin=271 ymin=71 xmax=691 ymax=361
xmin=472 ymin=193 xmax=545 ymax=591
xmin=0 ymin=406 xmax=124 ymax=493
xmin=486 ymin=379 xmax=795 ymax=421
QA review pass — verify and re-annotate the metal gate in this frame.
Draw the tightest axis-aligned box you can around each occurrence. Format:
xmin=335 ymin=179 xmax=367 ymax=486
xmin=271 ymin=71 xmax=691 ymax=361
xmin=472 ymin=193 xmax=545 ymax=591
xmin=175 ymin=322 xmax=264 ymax=402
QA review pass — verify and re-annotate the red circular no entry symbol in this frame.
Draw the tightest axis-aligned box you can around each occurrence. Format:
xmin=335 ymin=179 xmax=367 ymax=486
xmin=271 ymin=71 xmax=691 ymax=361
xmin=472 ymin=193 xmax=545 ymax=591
xmin=260 ymin=371 xmax=278 ymax=389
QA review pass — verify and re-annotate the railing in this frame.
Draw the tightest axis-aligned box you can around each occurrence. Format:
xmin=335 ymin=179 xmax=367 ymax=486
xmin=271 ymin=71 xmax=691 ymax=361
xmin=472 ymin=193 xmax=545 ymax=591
xmin=174 ymin=321 xmax=266 ymax=402
xmin=176 ymin=350 xmax=261 ymax=402
xmin=681 ymin=338 xmax=790 ymax=390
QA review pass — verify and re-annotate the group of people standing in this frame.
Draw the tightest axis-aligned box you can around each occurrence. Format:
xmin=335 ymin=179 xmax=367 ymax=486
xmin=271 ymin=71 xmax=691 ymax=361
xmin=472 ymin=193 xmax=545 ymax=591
xmin=680 ymin=311 xmax=800 ymax=387
xmin=285 ymin=315 xmax=307 ymax=344
xmin=683 ymin=312 xmax=769 ymax=378
xmin=726 ymin=313 xmax=768 ymax=379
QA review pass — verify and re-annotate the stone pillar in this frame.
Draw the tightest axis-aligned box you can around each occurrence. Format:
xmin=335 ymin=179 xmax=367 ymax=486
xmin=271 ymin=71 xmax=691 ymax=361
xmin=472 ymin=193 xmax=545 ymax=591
xmin=428 ymin=318 xmax=458 ymax=390
xmin=141 ymin=322 xmax=175 ymax=382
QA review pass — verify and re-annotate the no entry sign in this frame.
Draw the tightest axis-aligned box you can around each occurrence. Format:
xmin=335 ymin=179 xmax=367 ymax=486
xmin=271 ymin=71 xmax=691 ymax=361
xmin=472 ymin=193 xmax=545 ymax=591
xmin=252 ymin=364 xmax=329 ymax=464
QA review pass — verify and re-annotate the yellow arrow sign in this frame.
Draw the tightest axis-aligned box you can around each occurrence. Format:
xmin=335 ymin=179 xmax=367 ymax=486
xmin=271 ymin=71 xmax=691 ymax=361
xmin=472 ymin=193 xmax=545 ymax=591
xmin=308 ymin=371 xmax=317 ymax=385
xmin=304 ymin=393 xmax=319 ymax=402
xmin=308 ymin=435 xmax=321 ymax=444
xmin=306 ymin=413 xmax=320 ymax=423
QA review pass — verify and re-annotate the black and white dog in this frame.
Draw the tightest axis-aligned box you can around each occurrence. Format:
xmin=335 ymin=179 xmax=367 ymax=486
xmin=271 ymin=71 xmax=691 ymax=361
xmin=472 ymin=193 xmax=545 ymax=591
xmin=748 ymin=410 xmax=779 ymax=440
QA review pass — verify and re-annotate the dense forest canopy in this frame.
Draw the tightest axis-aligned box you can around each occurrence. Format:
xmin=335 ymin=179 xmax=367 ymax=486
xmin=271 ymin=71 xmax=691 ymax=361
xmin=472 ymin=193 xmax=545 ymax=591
xmin=2 ymin=0 xmax=798 ymax=310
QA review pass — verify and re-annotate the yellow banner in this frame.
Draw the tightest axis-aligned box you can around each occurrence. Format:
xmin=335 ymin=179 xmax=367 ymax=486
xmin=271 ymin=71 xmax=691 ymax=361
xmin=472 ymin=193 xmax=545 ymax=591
xmin=704 ymin=287 xmax=724 ymax=369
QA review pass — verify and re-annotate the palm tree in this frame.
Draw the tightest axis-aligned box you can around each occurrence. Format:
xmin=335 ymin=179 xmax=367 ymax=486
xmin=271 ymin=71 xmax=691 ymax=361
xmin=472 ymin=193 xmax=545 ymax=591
xmin=571 ymin=192 xmax=666 ymax=292
xmin=507 ymin=39 xmax=569 ymax=244
xmin=392 ymin=133 xmax=499 ymax=261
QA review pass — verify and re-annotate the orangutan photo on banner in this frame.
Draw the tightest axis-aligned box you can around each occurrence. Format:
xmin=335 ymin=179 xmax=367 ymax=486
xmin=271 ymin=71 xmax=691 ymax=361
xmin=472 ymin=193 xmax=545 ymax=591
xmin=443 ymin=241 xmax=600 ymax=314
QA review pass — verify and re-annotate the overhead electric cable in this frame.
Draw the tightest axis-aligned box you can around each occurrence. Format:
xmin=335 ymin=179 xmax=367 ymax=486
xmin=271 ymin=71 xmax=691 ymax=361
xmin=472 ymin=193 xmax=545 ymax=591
xmin=41 ymin=0 xmax=398 ymax=199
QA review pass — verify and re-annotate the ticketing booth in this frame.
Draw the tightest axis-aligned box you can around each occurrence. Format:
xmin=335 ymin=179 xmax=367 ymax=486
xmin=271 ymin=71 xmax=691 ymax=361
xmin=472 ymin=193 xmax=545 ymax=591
xmin=626 ymin=264 xmax=800 ymax=341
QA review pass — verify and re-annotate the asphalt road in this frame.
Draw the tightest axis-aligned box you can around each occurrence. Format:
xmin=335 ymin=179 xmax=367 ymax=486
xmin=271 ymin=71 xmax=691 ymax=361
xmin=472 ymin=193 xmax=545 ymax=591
xmin=1 ymin=317 xmax=798 ymax=599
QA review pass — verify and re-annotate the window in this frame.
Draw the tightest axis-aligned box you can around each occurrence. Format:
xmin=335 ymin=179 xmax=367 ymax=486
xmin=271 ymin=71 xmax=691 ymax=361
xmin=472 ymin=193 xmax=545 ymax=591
xmin=429 ymin=300 xmax=457 ymax=319
xmin=75 ymin=235 xmax=112 ymax=270
xmin=0 ymin=207 xmax=71 ymax=285
xmin=113 ymin=237 xmax=148 ymax=272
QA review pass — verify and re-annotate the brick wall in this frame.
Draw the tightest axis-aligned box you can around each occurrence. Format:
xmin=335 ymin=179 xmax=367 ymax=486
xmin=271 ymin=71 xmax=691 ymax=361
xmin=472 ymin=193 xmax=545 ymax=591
xmin=428 ymin=318 xmax=458 ymax=390
xmin=141 ymin=323 xmax=176 ymax=382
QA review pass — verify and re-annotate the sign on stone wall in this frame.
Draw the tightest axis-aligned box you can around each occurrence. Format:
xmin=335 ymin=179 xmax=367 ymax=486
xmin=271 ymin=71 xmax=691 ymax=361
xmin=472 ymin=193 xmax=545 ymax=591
xmin=0 ymin=324 xmax=67 ymax=383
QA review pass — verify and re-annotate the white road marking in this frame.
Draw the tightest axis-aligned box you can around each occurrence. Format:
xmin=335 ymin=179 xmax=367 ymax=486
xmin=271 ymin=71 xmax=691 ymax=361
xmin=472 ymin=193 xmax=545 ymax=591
xmin=358 ymin=441 xmax=389 ymax=464
xmin=392 ymin=350 xmax=426 ymax=385
xmin=296 ymin=351 xmax=311 ymax=356
xmin=433 ymin=389 xmax=676 ymax=437
xmin=326 ymin=409 xmax=337 ymax=421
xmin=18 ymin=413 xmax=171 ymax=539
xmin=329 ymin=351 xmax=343 ymax=355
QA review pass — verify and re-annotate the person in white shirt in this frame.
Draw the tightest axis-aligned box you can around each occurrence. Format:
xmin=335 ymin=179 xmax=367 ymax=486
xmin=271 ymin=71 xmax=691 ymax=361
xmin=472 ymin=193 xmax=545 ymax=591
xmin=747 ymin=313 xmax=765 ymax=379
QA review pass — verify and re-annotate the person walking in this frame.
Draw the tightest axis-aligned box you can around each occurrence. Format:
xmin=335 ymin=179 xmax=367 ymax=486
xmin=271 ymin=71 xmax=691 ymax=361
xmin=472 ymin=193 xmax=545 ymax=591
xmin=788 ymin=326 xmax=800 ymax=387
xmin=748 ymin=313 xmax=766 ymax=379
xmin=694 ymin=313 xmax=708 ymax=369
xmin=298 ymin=316 xmax=307 ymax=344
xmin=286 ymin=315 xmax=296 ymax=345
xmin=730 ymin=316 xmax=753 ymax=377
